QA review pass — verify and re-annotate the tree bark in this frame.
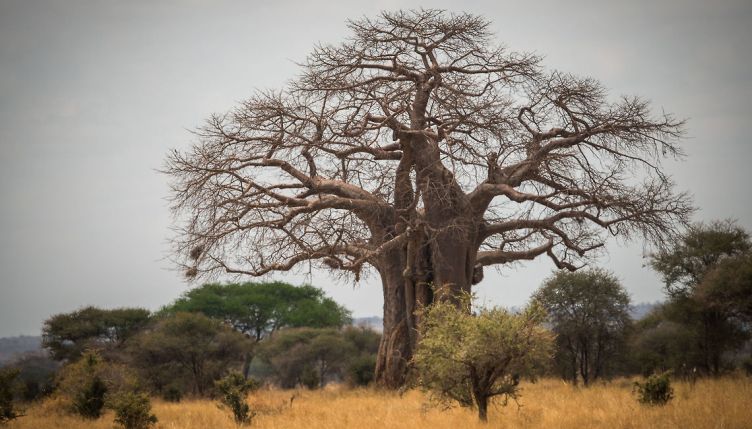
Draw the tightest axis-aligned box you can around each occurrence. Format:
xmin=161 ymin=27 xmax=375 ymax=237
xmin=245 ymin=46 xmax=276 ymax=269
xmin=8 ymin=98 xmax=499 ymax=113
xmin=374 ymin=227 xmax=479 ymax=387
xmin=373 ymin=130 xmax=481 ymax=387
xmin=477 ymin=395 xmax=489 ymax=423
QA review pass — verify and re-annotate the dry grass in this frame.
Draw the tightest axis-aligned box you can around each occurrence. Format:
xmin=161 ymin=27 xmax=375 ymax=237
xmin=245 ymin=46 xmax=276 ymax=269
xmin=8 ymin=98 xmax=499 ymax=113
xmin=7 ymin=377 xmax=751 ymax=429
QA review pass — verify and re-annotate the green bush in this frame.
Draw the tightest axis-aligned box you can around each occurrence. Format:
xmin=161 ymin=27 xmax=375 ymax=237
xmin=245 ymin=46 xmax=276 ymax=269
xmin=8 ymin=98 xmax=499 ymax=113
xmin=162 ymin=386 xmax=182 ymax=403
xmin=634 ymin=372 xmax=674 ymax=405
xmin=0 ymin=368 xmax=24 ymax=424
xmin=299 ymin=366 xmax=320 ymax=389
xmin=347 ymin=354 xmax=376 ymax=386
xmin=72 ymin=376 xmax=107 ymax=419
xmin=215 ymin=372 xmax=259 ymax=425
xmin=55 ymin=350 xmax=137 ymax=419
xmin=10 ymin=355 xmax=59 ymax=402
xmin=413 ymin=297 xmax=553 ymax=422
xmin=111 ymin=392 xmax=157 ymax=429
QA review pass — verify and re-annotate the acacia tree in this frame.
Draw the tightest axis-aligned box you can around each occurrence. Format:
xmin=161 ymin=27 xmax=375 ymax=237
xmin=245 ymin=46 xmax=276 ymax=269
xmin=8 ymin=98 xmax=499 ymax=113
xmin=163 ymin=282 xmax=351 ymax=342
xmin=165 ymin=10 xmax=692 ymax=387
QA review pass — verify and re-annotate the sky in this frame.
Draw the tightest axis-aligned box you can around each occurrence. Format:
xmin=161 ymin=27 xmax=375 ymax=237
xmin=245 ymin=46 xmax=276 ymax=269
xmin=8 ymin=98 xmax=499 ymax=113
xmin=1 ymin=0 xmax=751 ymax=337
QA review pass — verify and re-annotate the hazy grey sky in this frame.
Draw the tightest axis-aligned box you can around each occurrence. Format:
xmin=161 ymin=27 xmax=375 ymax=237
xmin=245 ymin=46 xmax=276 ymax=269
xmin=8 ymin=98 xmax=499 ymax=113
xmin=1 ymin=0 xmax=750 ymax=337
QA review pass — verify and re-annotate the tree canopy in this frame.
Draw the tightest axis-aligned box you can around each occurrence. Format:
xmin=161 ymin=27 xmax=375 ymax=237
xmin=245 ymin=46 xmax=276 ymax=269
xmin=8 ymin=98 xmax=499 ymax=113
xmin=42 ymin=307 xmax=151 ymax=361
xmin=256 ymin=327 xmax=378 ymax=388
xmin=165 ymin=9 xmax=691 ymax=386
xmin=651 ymin=220 xmax=750 ymax=298
xmin=162 ymin=282 xmax=351 ymax=342
xmin=125 ymin=312 xmax=250 ymax=396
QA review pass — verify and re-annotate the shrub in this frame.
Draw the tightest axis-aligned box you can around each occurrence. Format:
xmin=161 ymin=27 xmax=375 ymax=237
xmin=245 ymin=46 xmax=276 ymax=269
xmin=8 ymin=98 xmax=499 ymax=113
xmin=0 ymin=368 xmax=24 ymax=424
xmin=9 ymin=355 xmax=60 ymax=402
xmin=215 ymin=372 xmax=259 ymax=425
xmin=162 ymin=386 xmax=182 ymax=403
xmin=634 ymin=372 xmax=674 ymax=405
xmin=347 ymin=354 xmax=376 ymax=386
xmin=55 ymin=350 xmax=137 ymax=419
xmin=413 ymin=297 xmax=553 ymax=422
xmin=299 ymin=365 xmax=320 ymax=389
xmin=111 ymin=392 xmax=157 ymax=429
xmin=72 ymin=376 xmax=107 ymax=419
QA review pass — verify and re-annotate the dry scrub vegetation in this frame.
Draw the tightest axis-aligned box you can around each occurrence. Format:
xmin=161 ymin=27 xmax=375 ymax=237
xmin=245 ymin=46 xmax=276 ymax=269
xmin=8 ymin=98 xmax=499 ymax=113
xmin=6 ymin=377 xmax=751 ymax=429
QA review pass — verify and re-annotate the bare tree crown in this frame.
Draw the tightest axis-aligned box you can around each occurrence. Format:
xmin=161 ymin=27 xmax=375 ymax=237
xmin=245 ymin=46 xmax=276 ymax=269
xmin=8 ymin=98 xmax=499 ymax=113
xmin=166 ymin=9 xmax=692 ymax=283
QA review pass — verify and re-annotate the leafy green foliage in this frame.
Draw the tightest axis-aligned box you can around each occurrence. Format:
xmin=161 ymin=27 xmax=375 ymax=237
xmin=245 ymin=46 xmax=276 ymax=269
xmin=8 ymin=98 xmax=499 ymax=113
xmin=697 ymin=253 xmax=752 ymax=324
xmin=215 ymin=372 xmax=259 ymax=425
xmin=257 ymin=326 xmax=378 ymax=389
xmin=125 ymin=312 xmax=251 ymax=396
xmin=161 ymin=386 xmax=182 ymax=403
xmin=651 ymin=220 xmax=750 ymax=298
xmin=258 ymin=328 xmax=355 ymax=388
xmin=629 ymin=306 xmax=698 ymax=376
xmin=5 ymin=354 xmax=59 ymax=402
xmin=413 ymin=297 xmax=553 ymax=422
xmin=111 ymin=392 xmax=158 ymax=429
xmin=163 ymin=282 xmax=351 ymax=342
xmin=342 ymin=327 xmax=380 ymax=386
xmin=346 ymin=354 xmax=376 ymax=387
xmin=533 ymin=269 xmax=632 ymax=385
xmin=42 ymin=307 xmax=151 ymax=361
xmin=73 ymin=376 xmax=107 ymax=419
xmin=55 ymin=350 xmax=135 ymax=419
xmin=0 ymin=367 xmax=24 ymax=424
xmin=634 ymin=372 xmax=674 ymax=405
xmin=649 ymin=220 xmax=751 ymax=375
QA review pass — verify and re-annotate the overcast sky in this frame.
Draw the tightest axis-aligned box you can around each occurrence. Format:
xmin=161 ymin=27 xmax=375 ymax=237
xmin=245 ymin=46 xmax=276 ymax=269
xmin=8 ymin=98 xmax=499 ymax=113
xmin=1 ymin=0 xmax=750 ymax=337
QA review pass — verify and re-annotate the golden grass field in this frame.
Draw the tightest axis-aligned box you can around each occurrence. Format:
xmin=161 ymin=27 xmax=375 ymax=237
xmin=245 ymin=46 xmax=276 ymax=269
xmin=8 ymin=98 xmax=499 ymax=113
xmin=7 ymin=377 xmax=751 ymax=429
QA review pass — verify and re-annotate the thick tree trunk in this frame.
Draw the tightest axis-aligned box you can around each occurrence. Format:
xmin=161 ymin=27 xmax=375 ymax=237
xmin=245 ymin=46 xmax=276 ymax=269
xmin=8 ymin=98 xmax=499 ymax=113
xmin=374 ymin=227 xmax=478 ymax=388
xmin=374 ymin=259 xmax=411 ymax=388
xmin=373 ymin=129 xmax=481 ymax=387
xmin=477 ymin=396 xmax=489 ymax=423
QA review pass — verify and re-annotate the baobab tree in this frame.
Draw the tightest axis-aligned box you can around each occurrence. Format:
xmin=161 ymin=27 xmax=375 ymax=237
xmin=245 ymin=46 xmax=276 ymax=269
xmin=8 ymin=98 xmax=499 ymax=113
xmin=165 ymin=10 xmax=692 ymax=387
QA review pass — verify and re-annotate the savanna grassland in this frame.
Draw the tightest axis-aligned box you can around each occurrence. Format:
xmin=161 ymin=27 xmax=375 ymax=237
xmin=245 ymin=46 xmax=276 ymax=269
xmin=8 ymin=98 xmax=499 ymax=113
xmin=8 ymin=377 xmax=751 ymax=429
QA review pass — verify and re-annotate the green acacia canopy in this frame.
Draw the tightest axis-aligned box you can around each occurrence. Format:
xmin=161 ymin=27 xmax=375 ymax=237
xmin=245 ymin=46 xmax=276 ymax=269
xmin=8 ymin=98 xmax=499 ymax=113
xmin=162 ymin=282 xmax=352 ymax=341
xmin=42 ymin=307 xmax=151 ymax=361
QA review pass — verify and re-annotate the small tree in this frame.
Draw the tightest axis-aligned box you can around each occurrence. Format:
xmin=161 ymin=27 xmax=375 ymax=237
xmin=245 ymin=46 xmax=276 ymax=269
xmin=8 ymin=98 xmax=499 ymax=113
xmin=650 ymin=220 xmax=751 ymax=374
xmin=0 ymin=368 xmax=24 ymax=424
xmin=111 ymin=392 xmax=158 ymax=429
xmin=125 ymin=312 xmax=251 ymax=396
xmin=215 ymin=372 xmax=258 ymax=425
xmin=257 ymin=327 xmax=356 ymax=388
xmin=533 ymin=269 xmax=632 ymax=385
xmin=73 ymin=375 xmax=107 ymax=419
xmin=9 ymin=354 xmax=60 ymax=402
xmin=413 ymin=297 xmax=552 ymax=422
